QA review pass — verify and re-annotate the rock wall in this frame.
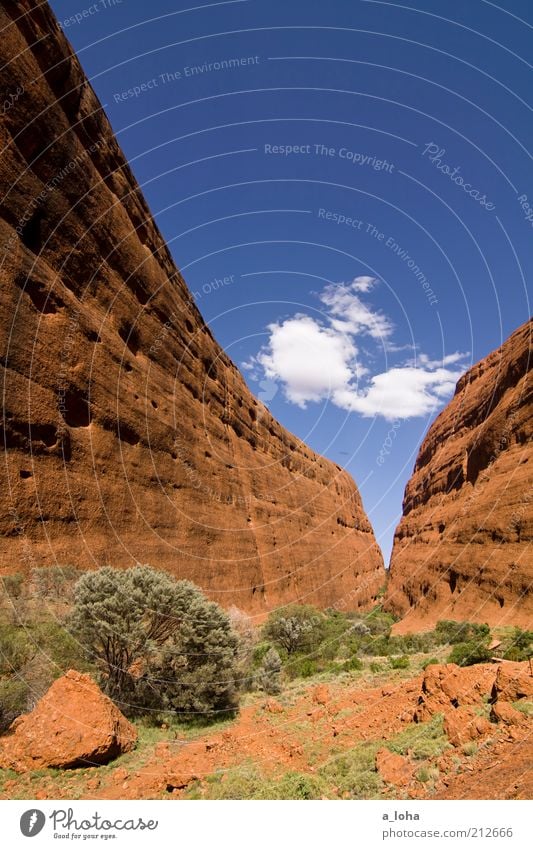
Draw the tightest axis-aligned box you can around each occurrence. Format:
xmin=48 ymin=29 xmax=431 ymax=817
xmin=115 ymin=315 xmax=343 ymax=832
xmin=385 ymin=319 xmax=532 ymax=632
xmin=0 ymin=1 xmax=384 ymax=614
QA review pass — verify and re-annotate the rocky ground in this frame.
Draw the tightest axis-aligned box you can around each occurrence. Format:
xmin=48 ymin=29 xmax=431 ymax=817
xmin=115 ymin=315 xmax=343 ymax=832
xmin=1 ymin=658 xmax=530 ymax=801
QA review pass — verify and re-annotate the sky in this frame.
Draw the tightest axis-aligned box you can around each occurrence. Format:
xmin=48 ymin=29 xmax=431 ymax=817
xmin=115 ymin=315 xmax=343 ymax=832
xmin=49 ymin=0 xmax=532 ymax=563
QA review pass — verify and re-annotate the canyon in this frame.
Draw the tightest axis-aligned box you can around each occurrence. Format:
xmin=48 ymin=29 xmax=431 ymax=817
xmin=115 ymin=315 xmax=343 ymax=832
xmin=0 ymin=0 xmax=384 ymax=615
xmin=385 ymin=319 xmax=532 ymax=632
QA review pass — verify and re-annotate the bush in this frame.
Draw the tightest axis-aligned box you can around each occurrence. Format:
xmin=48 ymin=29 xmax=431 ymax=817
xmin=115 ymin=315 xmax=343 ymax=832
xmin=503 ymin=628 xmax=533 ymax=662
xmin=71 ymin=566 xmax=240 ymax=718
xmin=389 ymin=655 xmax=409 ymax=670
xmin=0 ymin=677 xmax=29 ymax=732
xmin=263 ymin=604 xmax=324 ymax=655
xmin=421 ymin=657 xmax=440 ymax=670
xmin=447 ymin=640 xmax=491 ymax=667
xmin=387 ymin=714 xmax=449 ymax=760
xmin=256 ymin=648 xmax=282 ymax=694
xmin=435 ymin=620 xmax=490 ymax=646
xmin=286 ymin=657 xmax=318 ymax=679
xmin=320 ymin=742 xmax=382 ymax=799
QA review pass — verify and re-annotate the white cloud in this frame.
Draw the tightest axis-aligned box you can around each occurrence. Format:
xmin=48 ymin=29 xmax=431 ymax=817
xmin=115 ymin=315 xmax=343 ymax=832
xmin=246 ymin=280 xmax=469 ymax=420
xmin=255 ymin=315 xmax=359 ymax=407
xmin=320 ymin=280 xmax=393 ymax=340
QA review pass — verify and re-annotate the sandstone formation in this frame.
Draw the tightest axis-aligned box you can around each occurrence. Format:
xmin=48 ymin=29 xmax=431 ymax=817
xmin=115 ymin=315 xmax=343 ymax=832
xmin=0 ymin=1 xmax=384 ymax=614
xmin=0 ymin=671 xmax=137 ymax=771
xmin=385 ymin=319 xmax=532 ymax=631
xmin=414 ymin=660 xmax=532 ymax=747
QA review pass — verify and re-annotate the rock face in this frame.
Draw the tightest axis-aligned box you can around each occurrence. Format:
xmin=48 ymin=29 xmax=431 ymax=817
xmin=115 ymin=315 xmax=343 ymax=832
xmin=0 ymin=1 xmax=384 ymax=613
xmin=385 ymin=319 xmax=532 ymax=631
xmin=414 ymin=661 xmax=532 ymax=747
xmin=0 ymin=671 xmax=137 ymax=771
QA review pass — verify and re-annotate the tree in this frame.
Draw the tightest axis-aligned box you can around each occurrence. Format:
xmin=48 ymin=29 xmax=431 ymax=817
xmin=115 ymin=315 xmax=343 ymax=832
xmin=70 ymin=566 xmax=239 ymax=717
xmin=256 ymin=647 xmax=282 ymax=694
xmin=263 ymin=604 xmax=324 ymax=655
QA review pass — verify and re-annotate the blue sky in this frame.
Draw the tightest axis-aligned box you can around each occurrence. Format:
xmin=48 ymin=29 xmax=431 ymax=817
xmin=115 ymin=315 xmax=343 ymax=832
xmin=49 ymin=0 xmax=532 ymax=563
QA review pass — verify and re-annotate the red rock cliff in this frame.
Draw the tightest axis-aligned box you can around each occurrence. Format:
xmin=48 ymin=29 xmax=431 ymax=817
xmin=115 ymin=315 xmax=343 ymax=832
xmin=385 ymin=319 xmax=532 ymax=632
xmin=0 ymin=1 xmax=384 ymax=614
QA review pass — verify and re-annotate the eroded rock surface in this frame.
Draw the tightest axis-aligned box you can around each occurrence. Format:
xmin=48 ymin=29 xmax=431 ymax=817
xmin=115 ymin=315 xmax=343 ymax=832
xmin=0 ymin=671 xmax=137 ymax=771
xmin=0 ymin=1 xmax=384 ymax=613
xmin=385 ymin=319 xmax=532 ymax=631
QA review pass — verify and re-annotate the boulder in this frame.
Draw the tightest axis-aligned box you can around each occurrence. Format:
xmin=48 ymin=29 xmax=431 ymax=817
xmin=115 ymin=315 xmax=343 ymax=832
xmin=491 ymin=661 xmax=533 ymax=703
xmin=414 ymin=663 xmax=495 ymax=722
xmin=0 ymin=671 xmax=137 ymax=772
xmin=375 ymin=748 xmax=414 ymax=787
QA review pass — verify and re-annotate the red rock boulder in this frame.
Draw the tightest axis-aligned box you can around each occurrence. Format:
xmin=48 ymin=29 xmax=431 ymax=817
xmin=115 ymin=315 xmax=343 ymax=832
xmin=0 ymin=670 xmax=137 ymax=772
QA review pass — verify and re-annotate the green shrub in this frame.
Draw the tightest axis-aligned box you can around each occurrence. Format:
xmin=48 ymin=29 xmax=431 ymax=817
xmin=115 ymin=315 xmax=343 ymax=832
xmin=342 ymin=656 xmax=363 ymax=672
xmin=256 ymin=647 xmax=282 ymax=694
xmin=389 ymin=655 xmax=409 ymax=670
xmin=503 ymin=628 xmax=533 ymax=662
xmin=263 ymin=605 xmax=325 ymax=655
xmin=387 ymin=714 xmax=449 ymax=760
xmin=435 ymin=620 xmax=490 ymax=646
xmin=71 ymin=566 xmax=240 ymax=718
xmin=196 ymin=765 xmax=324 ymax=800
xmin=421 ymin=657 xmax=440 ymax=670
xmin=320 ymin=742 xmax=382 ymax=799
xmin=369 ymin=662 xmax=382 ymax=673
xmin=0 ymin=677 xmax=29 ymax=732
xmin=286 ymin=657 xmax=318 ymax=679
xmin=447 ymin=641 xmax=491 ymax=667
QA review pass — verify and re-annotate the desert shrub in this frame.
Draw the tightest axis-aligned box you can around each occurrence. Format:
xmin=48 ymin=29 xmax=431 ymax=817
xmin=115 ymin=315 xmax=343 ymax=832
xmin=256 ymin=647 xmax=282 ymax=694
xmin=512 ymin=700 xmax=533 ymax=717
xmin=389 ymin=655 xmax=409 ymax=670
xmin=447 ymin=640 xmax=491 ymax=667
xmin=0 ymin=623 xmax=34 ymax=674
xmin=31 ymin=566 xmax=86 ymax=602
xmin=421 ymin=657 xmax=440 ymax=670
xmin=369 ymin=662 xmax=382 ymax=673
xmin=462 ymin=741 xmax=478 ymax=756
xmin=503 ymin=628 xmax=533 ymax=662
xmin=1 ymin=574 xmax=24 ymax=601
xmin=196 ymin=764 xmax=324 ymax=800
xmin=320 ymin=742 xmax=382 ymax=798
xmin=435 ymin=620 xmax=489 ymax=646
xmin=387 ymin=714 xmax=449 ymax=760
xmin=0 ymin=677 xmax=29 ymax=732
xmin=286 ymin=657 xmax=318 ymax=679
xmin=71 ymin=566 xmax=239 ymax=718
xmin=227 ymin=606 xmax=256 ymax=690
xmin=364 ymin=608 xmax=395 ymax=636
xmin=263 ymin=604 xmax=325 ymax=655
xmin=349 ymin=620 xmax=371 ymax=637
xmin=341 ymin=656 xmax=363 ymax=672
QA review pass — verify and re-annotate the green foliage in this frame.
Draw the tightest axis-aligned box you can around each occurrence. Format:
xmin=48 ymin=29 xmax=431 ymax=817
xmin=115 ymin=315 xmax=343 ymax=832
xmin=286 ymin=657 xmax=318 ymax=679
xmin=421 ymin=657 xmax=440 ymax=670
xmin=502 ymin=628 xmax=533 ymax=662
xmin=263 ymin=604 xmax=325 ymax=655
xmin=435 ymin=620 xmax=490 ymax=646
xmin=320 ymin=742 xmax=382 ymax=798
xmin=389 ymin=655 xmax=409 ymax=670
xmin=0 ymin=623 xmax=33 ymax=675
xmin=1 ymin=574 xmax=24 ymax=600
xmin=194 ymin=764 xmax=325 ymax=800
xmin=447 ymin=640 xmax=491 ymax=667
xmin=256 ymin=648 xmax=282 ymax=695
xmin=31 ymin=566 xmax=86 ymax=603
xmin=512 ymin=700 xmax=533 ymax=717
xmin=71 ymin=566 xmax=240 ymax=718
xmin=0 ymin=678 xmax=29 ymax=732
xmin=386 ymin=714 xmax=449 ymax=760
